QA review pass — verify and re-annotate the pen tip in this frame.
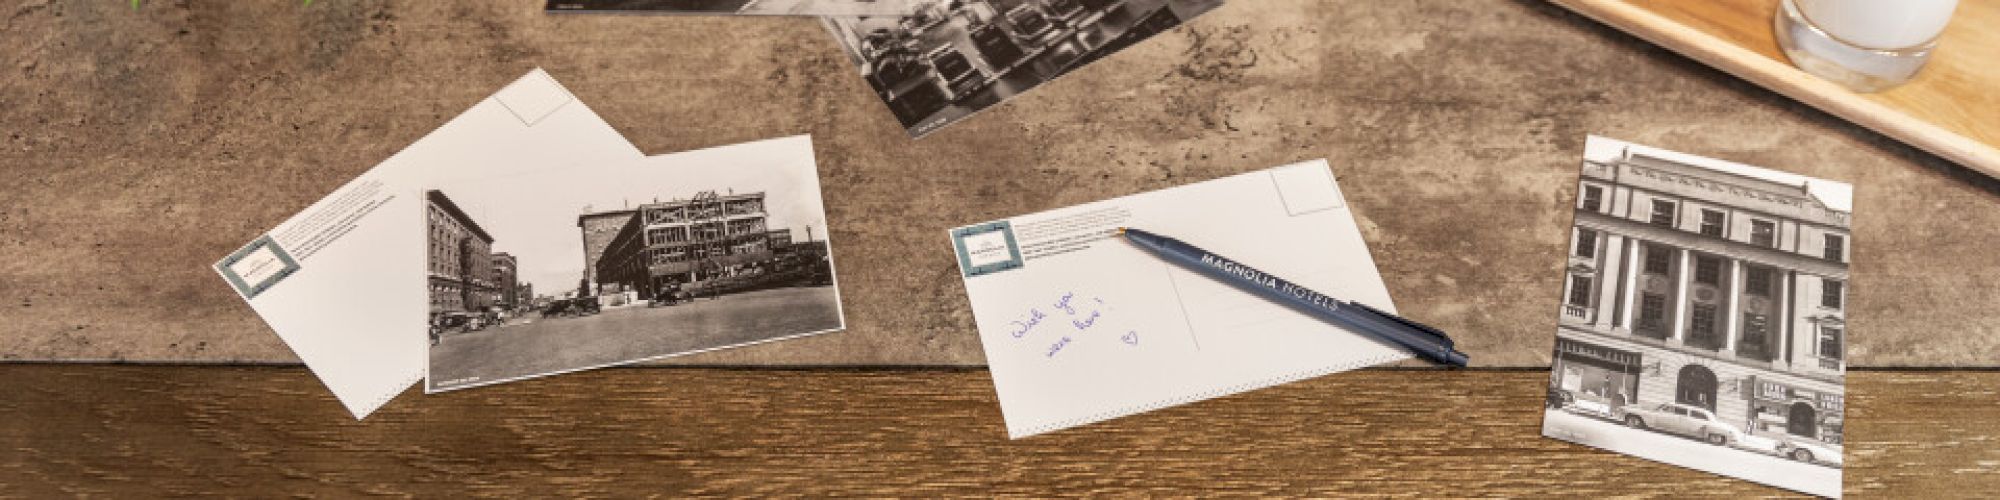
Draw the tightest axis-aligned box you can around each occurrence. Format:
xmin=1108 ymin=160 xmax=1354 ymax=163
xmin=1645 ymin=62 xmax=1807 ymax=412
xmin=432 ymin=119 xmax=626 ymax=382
xmin=1115 ymin=227 xmax=1126 ymax=235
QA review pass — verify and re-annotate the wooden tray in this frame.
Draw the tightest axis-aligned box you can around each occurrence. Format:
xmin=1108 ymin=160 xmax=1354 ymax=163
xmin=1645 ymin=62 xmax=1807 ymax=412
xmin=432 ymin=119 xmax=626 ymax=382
xmin=1553 ymin=0 xmax=2000 ymax=178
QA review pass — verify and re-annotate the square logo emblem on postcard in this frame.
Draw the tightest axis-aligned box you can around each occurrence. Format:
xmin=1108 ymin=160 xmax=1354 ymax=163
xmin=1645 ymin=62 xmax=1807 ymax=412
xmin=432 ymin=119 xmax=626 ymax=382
xmin=217 ymin=235 xmax=301 ymax=299
xmin=953 ymin=221 xmax=1024 ymax=278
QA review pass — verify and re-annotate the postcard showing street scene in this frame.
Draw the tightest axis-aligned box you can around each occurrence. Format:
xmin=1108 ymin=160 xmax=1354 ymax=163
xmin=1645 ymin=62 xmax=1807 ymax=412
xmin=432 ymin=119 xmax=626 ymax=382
xmin=1540 ymin=137 xmax=1851 ymax=497
xmin=826 ymin=0 xmax=1225 ymax=137
xmin=545 ymin=0 xmax=920 ymax=16
xmin=423 ymin=136 xmax=842 ymax=392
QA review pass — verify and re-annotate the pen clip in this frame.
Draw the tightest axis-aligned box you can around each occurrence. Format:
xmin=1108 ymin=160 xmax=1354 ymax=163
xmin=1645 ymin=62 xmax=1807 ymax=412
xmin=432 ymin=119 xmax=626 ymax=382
xmin=1346 ymin=301 xmax=1455 ymax=349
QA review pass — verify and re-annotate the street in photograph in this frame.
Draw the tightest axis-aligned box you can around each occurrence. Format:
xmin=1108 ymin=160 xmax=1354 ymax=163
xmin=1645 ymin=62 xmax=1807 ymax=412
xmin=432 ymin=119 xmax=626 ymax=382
xmin=1539 ymin=137 xmax=1851 ymax=498
xmin=827 ymin=0 xmax=1227 ymax=137
xmin=424 ymin=136 xmax=843 ymax=392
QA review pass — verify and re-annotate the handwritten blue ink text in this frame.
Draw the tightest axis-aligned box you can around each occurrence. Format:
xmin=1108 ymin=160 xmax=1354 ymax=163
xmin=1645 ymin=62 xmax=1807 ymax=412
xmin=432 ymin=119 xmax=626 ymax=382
xmin=1071 ymin=311 xmax=1101 ymax=330
xmin=1047 ymin=336 xmax=1073 ymax=357
xmin=1009 ymin=309 xmax=1047 ymax=338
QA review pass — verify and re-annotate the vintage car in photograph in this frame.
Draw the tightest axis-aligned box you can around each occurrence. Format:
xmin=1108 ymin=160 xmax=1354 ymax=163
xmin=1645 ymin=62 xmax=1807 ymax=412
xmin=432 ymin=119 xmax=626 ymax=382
xmin=540 ymin=297 xmax=601 ymax=318
xmin=648 ymin=284 xmax=693 ymax=308
xmin=1545 ymin=386 xmax=1572 ymax=410
xmin=925 ymin=45 xmax=988 ymax=102
xmin=1545 ymin=386 xmax=1619 ymax=418
xmin=1775 ymin=438 xmax=1844 ymax=466
xmin=1615 ymin=402 xmax=1745 ymax=445
xmin=429 ymin=311 xmax=489 ymax=345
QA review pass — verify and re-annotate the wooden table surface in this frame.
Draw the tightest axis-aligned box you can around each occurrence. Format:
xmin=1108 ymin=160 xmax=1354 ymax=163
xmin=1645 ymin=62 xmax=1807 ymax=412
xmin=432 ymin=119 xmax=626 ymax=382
xmin=1556 ymin=0 xmax=2000 ymax=178
xmin=3 ymin=366 xmax=1996 ymax=497
xmin=8 ymin=0 xmax=2000 ymax=369
xmin=5 ymin=1 xmax=2000 ymax=496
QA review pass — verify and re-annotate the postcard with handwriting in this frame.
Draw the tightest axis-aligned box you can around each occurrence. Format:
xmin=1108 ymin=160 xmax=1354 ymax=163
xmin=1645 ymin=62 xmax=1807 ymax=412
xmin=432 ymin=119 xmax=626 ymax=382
xmin=1540 ymin=136 xmax=1849 ymax=498
xmin=949 ymin=159 xmax=1409 ymax=438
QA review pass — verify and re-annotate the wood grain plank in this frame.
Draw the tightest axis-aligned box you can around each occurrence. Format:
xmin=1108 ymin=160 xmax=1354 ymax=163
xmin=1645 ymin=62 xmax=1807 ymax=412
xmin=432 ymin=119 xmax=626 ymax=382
xmin=8 ymin=0 xmax=2000 ymax=368
xmin=2 ymin=367 xmax=1995 ymax=496
xmin=1555 ymin=0 xmax=2000 ymax=178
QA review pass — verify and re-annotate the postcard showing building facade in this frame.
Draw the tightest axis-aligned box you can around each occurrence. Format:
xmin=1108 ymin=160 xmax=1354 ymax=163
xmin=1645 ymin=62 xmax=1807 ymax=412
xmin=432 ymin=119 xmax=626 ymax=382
xmin=423 ymin=136 xmax=843 ymax=392
xmin=546 ymin=0 xmax=920 ymax=16
xmin=826 ymin=0 xmax=1225 ymax=137
xmin=1540 ymin=136 xmax=1850 ymax=497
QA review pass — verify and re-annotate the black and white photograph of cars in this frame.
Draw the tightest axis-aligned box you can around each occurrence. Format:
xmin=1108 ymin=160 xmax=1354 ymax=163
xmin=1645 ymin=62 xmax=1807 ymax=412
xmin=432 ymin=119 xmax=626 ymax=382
xmin=1538 ymin=137 xmax=1852 ymax=497
xmin=422 ymin=136 xmax=843 ymax=392
xmin=1775 ymin=437 xmax=1844 ymax=467
xmin=826 ymin=0 xmax=1227 ymax=137
xmin=1615 ymin=402 xmax=1744 ymax=446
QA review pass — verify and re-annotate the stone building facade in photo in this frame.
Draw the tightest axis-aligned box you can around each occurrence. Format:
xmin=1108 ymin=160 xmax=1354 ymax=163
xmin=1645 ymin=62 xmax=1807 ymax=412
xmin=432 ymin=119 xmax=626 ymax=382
xmin=576 ymin=208 xmax=637 ymax=297
xmin=426 ymin=190 xmax=501 ymax=314
xmin=493 ymin=252 xmax=519 ymax=310
xmin=1550 ymin=147 xmax=1849 ymax=445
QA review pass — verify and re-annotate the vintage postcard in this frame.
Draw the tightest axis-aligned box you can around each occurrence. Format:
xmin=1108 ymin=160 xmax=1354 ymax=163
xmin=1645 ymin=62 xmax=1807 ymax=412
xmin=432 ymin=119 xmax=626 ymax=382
xmin=213 ymin=69 xmax=642 ymax=418
xmin=423 ymin=135 xmax=843 ymax=392
xmin=826 ymin=0 xmax=1227 ymax=138
xmin=546 ymin=0 xmax=919 ymax=16
xmin=951 ymin=160 xmax=1410 ymax=438
xmin=1540 ymin=136 xmax=1850 ymax=497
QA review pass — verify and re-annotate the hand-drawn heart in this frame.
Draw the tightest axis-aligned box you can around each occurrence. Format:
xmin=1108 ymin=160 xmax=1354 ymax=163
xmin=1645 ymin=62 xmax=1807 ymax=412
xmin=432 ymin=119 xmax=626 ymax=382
xmin=1121 ymin=331 xmax=1139 ymax=346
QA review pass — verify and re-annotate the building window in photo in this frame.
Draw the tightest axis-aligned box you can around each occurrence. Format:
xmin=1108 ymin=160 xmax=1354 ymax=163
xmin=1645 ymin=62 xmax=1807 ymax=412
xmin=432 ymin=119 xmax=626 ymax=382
xmin=1745 ymin=266 xmax=1772 ymax=297
xmin=1751 ymin=219 xmax=1777 ymax=247
xmin=1819 ymin=326 xmax=1844 ymax=361
xmin=1568 ymin=275 xmax=1593 ymax=307
xmin=1644 ymin=246 xmax=1672 ymax=275
xmin=1694 ymin=255 xmax=1721 ymax=286
xmin=1823 ymin=280 xmax=1844 ymax=309
xmin=1649 ymin=199 xmax=1677 ymax=227
xmin=1582 ymin=184 xmax=1604 ymax=212
xmin=1575 ymin=229 xmax=1597 ymax=258
xmin=1741 ymin=313 xmax=1770 ymax=359
xmin=1824 ymin=234 xmax=1845 ymax=262
xmin=1699 ymin=209 xmax=1725 ymax=237
xmin=1638 ymin=293 xmax=1667 ymax=332
xmin=1690 ymin=304 xmax=1717 ymax=343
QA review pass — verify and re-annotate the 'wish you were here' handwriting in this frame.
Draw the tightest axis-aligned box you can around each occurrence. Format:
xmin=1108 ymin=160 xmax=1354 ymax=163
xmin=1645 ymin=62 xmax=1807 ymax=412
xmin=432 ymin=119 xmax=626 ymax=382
xmin=1007 ymin=291 xmax=1139 ymax=359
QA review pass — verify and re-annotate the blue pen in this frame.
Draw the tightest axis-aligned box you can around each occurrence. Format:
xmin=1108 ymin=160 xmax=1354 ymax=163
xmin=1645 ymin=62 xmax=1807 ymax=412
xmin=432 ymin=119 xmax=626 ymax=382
xmin=1118 ymin=227 xmax=1470 ymax=367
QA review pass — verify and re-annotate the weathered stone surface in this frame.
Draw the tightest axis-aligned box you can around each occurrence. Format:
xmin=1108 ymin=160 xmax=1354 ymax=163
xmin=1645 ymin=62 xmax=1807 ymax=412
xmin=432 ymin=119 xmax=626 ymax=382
xmin=2 ymin=0 xmax=1995 ymax=366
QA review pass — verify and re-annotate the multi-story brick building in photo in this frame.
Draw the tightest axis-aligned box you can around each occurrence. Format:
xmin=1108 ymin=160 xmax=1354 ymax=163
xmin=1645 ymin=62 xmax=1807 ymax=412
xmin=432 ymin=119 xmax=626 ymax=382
xmin=576 ymin=208 xmax=637 ymax=297
xmin=493 ymin=252 xmax=519 ymax=310
xmin=595 ymin=190 xmax=828 ymax=301
xmin=1550 ymin=147 xmax=1849 ymax=445
xmin=426 ymin=190 xmax=501 ymax=314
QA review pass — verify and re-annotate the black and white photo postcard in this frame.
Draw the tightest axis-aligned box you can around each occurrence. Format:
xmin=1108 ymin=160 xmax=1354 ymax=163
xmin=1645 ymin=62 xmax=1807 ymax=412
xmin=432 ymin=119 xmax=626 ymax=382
xmin=422 ymin=135 xmax=844 ymax=392
xmin=1541 ymin=136 xmax=1851 ymax=497
xmin=826 ymin=0 xmax=1226 ymax=138
xmin=546 ymin=0 xmax=919 ymax=16
xmin=211 ymin=69 xmax=643 ymax=418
